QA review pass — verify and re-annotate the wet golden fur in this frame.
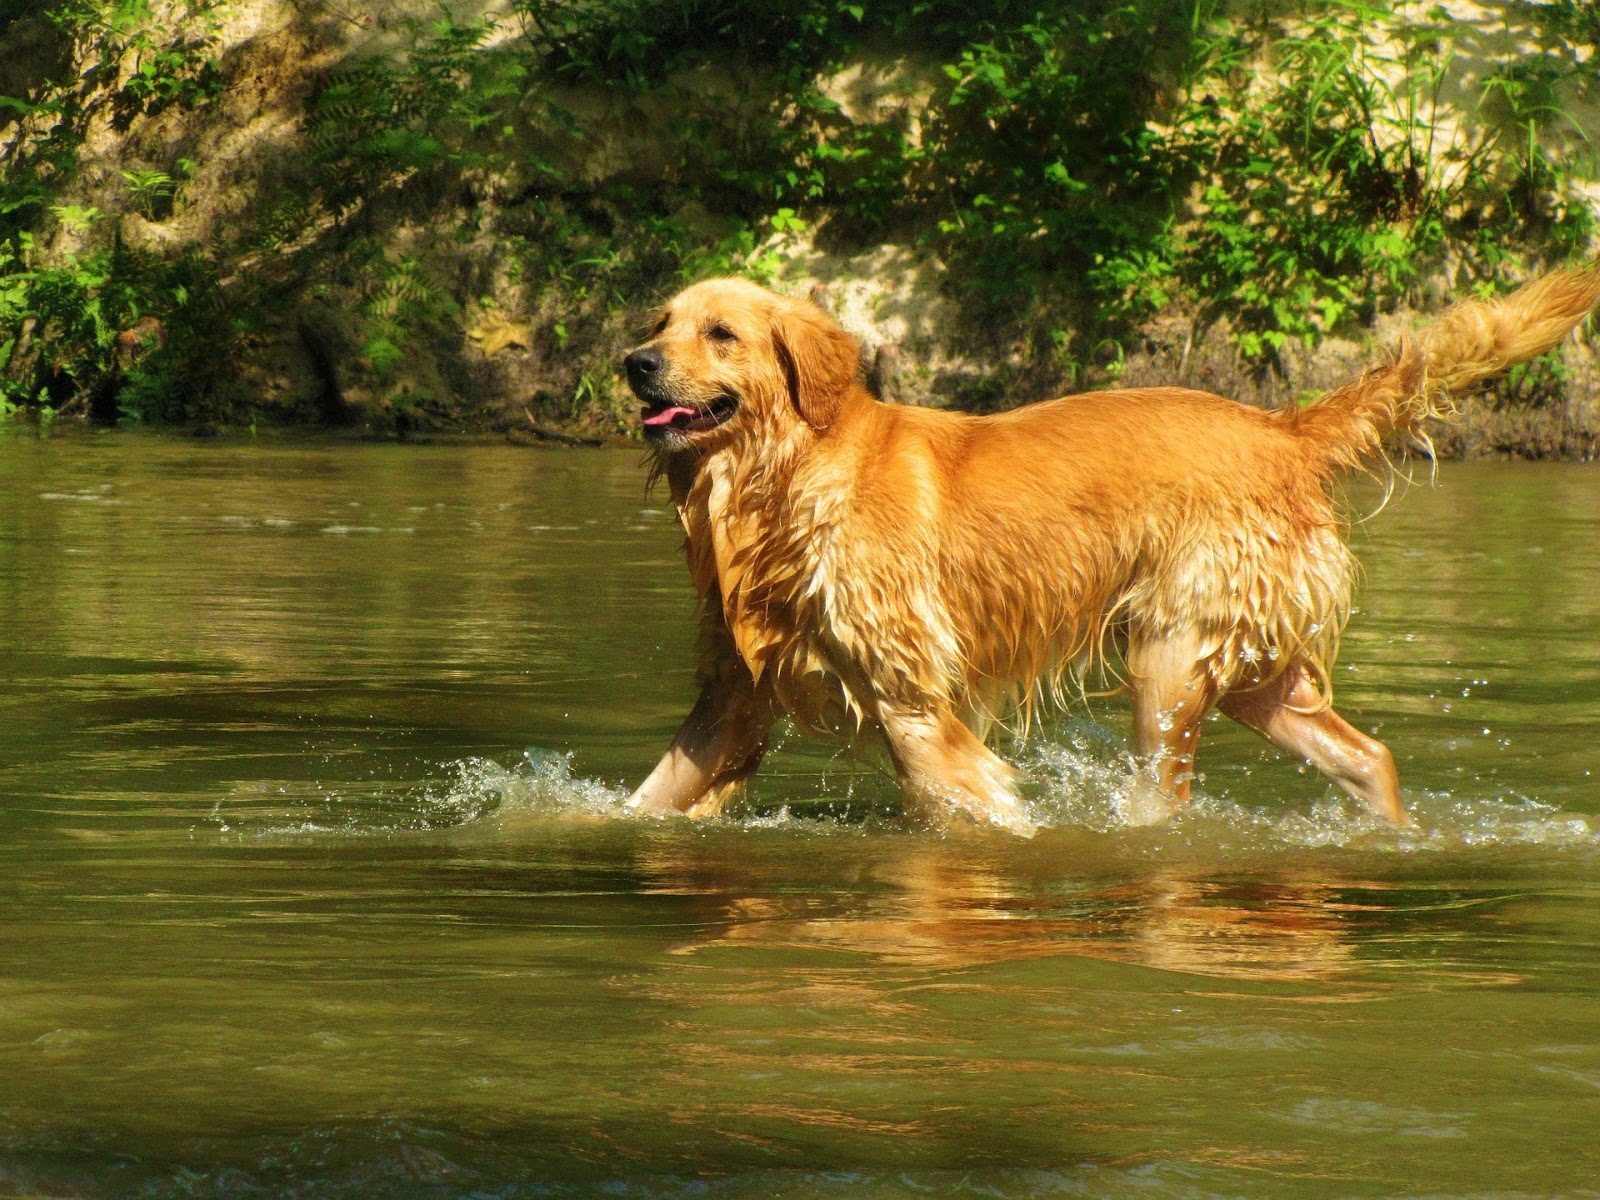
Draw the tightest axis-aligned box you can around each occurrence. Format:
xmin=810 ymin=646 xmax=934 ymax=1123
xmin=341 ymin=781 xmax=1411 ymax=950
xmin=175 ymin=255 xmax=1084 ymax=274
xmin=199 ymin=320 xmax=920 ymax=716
xmin=625 ymin=270 xmax=1600 ymax=835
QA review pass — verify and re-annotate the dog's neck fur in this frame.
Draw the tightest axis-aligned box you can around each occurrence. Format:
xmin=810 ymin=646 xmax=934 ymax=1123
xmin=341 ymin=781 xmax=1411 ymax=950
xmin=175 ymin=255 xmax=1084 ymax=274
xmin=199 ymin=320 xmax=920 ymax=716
xmin=654 ymin=385 xmax=886 ymax=719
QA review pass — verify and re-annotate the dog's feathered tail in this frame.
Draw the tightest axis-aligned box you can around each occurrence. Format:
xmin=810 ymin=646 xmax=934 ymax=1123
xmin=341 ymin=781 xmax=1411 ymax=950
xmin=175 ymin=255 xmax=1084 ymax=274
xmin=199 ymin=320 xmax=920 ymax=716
xmin=1284 ymin=266 xmax=1600 ymax=468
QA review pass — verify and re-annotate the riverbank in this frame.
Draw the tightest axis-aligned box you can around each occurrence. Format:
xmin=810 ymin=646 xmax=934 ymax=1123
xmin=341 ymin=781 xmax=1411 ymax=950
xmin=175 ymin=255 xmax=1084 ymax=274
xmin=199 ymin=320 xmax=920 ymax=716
xmin=11 ymin=382 xmax=1600 ymax=461
xmin=0 ymin=1 xmax=1595 ymax=448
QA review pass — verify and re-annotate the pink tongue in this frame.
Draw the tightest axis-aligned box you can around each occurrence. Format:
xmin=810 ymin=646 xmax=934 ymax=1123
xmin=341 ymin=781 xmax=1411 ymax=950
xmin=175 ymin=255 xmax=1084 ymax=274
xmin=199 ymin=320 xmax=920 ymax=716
xmin=643 ymin=405 xmax=698 ymax=427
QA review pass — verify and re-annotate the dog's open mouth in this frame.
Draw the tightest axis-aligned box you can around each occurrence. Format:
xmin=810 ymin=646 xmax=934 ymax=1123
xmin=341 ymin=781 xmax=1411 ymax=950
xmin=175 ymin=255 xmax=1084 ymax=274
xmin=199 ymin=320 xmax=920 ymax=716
xmin=640 ymin=393 xmax=738 ymax=436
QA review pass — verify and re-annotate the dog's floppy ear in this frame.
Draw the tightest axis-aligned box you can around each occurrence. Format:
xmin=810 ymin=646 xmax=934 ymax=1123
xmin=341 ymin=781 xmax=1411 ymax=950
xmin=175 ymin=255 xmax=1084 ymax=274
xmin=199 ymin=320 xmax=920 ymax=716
xmin=771 ymin=299 xmax=859 ymax=430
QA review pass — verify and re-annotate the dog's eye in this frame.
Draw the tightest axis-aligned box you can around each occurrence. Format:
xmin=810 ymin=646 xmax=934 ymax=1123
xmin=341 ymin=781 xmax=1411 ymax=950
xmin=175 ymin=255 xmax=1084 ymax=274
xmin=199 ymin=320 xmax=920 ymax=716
xmin=650 ymin=314 xmax=669 ymax=336
xmin=706 ymin=325 xmax=737 ymax=343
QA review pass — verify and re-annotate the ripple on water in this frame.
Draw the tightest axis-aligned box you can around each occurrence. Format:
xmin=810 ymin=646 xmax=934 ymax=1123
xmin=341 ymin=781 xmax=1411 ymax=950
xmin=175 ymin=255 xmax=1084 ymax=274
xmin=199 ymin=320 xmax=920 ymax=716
xmin=0 ymin=1150 xmax=1391 ymax=1200
xmin=1279 ymin=1097 xmax=1469 ymax=1139
xmin=213 ymin=751 xmax=627 ymax=841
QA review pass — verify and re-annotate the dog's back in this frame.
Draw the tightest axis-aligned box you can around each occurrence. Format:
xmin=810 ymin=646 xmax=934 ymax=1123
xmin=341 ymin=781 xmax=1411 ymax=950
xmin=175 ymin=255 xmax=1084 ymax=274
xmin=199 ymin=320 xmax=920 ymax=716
xmin=872 ymin=270 xmax=1600 ymax=713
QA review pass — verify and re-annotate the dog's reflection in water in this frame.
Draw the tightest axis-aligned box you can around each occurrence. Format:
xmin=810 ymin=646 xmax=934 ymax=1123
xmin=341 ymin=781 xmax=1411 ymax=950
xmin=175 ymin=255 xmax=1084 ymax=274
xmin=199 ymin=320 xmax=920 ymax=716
xmin=631 ymin=837 xmax=1363 ymax=983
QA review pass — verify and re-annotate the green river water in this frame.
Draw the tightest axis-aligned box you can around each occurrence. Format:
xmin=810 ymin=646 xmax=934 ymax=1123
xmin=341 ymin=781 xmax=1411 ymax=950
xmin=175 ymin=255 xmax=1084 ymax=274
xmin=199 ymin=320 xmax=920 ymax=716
xmin=2 ymin=432 xmax=1599 ymax=1199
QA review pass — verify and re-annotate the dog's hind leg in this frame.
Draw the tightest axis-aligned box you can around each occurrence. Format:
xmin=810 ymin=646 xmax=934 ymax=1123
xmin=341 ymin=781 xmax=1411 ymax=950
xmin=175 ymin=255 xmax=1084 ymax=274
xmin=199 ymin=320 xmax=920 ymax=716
xmin=627 ymin=656 xmax=776 ymax=819
xmin=1126 ymin=632 xmax=1221 ymax=814
xmin=1219 ymin=662 xmax=1409 ymax=825
xmin=880 ymin=706 xmax=1037 ymax=837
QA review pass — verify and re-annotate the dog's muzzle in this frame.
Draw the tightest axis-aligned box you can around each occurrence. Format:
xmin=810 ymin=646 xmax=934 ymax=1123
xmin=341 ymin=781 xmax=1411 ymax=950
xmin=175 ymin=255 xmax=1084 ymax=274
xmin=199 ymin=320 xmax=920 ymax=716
xmin=624 ymin=347 xmax=739 ymax=439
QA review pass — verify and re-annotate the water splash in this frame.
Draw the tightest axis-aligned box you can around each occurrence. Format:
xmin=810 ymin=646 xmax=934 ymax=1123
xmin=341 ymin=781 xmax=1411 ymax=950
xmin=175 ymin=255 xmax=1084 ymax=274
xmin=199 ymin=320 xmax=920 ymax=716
xmin=1017 ymin=727 xmax=1600 ymax=855
xmin=220 ymin=735 xmax=1598 ymax=856
xmin=210 ymin=751 xmax=626 ymax=840
xmin=433 ymin=750 xmax=628 ymax=824
xmin=394 ymin=742 xmax=1600 ymax=854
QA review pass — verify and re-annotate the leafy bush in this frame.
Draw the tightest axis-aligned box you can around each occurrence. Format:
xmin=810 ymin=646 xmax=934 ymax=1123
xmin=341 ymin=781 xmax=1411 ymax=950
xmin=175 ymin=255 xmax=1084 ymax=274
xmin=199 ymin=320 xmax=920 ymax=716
xmin=509 ymin=0 xmax=1598 ymax=371
xmin=0 ymin=0 xmax=227 ymax=421
xmin=1173 ymin=3 xmax=1598 ymax=361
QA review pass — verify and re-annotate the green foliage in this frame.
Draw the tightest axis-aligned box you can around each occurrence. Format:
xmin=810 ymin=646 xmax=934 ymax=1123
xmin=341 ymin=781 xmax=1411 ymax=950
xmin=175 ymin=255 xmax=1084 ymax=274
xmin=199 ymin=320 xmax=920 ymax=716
xmin=2 ymin=0 xmax=1596 ymax=428
xmin=359 ymin=252 xmax=458 ymax=379
xmin=506 ymin=0 xmax=1598 ymax=371
xmin=282 ymin=7 xmax=835 ymax=407
xmin=909 ymin=3 xmax=1192 ymax=336
xmin=120 ymin=167 xmax=177 ymax=218
xmin=30 ymin=1 xmax=223 ymax=169
xmin=307 ymin=16 xmax=527 ymax=214
xmin=1173 ymin=2 xmax=1598 ymax=361
xmin=0 ymin=0 xmax=226 ymax=423
xmin=1521 ymin=0 xmax=1600 ymax=51
xmin=1495 ymin=347 xmax=1573 ymax=409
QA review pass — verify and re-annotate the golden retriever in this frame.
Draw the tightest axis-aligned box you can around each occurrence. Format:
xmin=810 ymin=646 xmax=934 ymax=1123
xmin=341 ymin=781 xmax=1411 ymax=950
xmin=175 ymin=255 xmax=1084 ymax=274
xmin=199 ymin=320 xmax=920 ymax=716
xmin=622 ymin=271 xmax=1600 ymax=835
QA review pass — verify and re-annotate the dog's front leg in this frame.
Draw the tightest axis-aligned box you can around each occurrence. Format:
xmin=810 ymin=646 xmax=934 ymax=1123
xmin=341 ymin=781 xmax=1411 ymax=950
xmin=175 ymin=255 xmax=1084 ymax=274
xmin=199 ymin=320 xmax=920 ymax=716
xmin=627 ymin=656 xmax=775 ymax=819
xmin=880 ymin=706 xmax=1037 ymax=837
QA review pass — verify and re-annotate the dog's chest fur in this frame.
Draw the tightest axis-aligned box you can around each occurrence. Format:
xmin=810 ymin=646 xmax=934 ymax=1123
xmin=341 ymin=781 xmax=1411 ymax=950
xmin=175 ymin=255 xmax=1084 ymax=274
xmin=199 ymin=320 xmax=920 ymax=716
xmin=669 ymin=448 xmax=944 ymax=734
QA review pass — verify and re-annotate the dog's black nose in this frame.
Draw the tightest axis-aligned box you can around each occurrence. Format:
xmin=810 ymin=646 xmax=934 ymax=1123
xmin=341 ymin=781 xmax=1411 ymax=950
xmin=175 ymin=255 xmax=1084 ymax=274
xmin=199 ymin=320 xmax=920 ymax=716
xmin=625 ymin=347 xmax=664 ymax=389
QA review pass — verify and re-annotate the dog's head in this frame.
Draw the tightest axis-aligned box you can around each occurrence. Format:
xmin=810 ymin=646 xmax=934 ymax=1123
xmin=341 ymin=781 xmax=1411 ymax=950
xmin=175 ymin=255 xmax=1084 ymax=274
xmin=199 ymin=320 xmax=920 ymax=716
xmin=623 ymin=278 xmax=861 ymax=452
